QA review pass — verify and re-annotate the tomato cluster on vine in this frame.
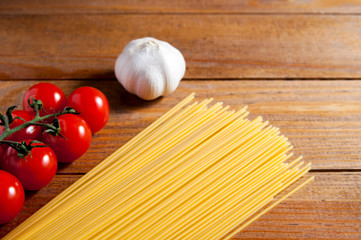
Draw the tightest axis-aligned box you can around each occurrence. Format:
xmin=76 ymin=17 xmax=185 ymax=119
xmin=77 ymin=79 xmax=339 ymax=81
xmin=0 ymin=83 xmax=109 ymax=224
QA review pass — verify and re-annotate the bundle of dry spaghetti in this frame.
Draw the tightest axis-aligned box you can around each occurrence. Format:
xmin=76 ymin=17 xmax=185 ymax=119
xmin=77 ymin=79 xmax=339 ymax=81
xmin=4 ymin=93 xmax=313 ymax=240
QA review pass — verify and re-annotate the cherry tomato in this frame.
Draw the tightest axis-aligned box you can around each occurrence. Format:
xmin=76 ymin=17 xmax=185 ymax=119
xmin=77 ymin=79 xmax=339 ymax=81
xmin=0 ymin=170 xmax=25 ymax=225
xmin=0 ymin=110 xmax=42 ymax=142
xmin=1 ymin=141 xmax=57 ymax=191
xmin=23 ymin=83 xmax=66 ymax=117
xmin=42 ymin=114 xmax=92 ymax=163
xmin=67 ymin=87 xmax=109 ymax=134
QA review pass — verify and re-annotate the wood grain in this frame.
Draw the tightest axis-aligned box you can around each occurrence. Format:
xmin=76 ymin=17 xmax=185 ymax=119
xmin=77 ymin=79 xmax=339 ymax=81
xmin=1 ymin=0 xmax=361 ymax=14
xmin=1 ymin=172 xmax=360 ymax=239
xmin=0 ymin=1 xmax=358 ymax=239
xmin=1 ymin=80 xmax=361 ymax=171
xmin=1 ymin=15 xmax=361 ymax=80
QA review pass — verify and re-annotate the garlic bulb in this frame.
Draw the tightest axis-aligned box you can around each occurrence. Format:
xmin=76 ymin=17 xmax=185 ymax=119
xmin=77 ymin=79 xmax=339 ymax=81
xmin=115 ymin=37 xmax=186 ymax=100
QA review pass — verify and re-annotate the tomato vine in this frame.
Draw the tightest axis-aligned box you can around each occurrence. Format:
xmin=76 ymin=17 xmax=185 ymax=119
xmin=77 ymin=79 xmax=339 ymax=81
xmin=0 ymin=98 xmax=78 ymax=158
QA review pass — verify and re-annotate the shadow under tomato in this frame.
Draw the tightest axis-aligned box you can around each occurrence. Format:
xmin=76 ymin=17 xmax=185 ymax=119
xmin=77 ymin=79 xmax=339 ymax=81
xmin=57 ymin=162 xmax=73 ymax=172
xmin=24 ymin=190 xmax=39 ymax=200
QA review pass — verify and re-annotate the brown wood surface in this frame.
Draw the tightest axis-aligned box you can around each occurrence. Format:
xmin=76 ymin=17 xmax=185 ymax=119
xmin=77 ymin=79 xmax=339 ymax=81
xmin=1 ymin=0 xmax=361 ymax=14
xmin=1 ymin=172 xmax=360 ymax=239
xmin=1 ymin=1 xmax=360 ymax=239
xmin=1 ymin=80 xmax=361 ymax=238
xmin=1 ymin=15 xmax=361 ymax=80
xmin=1 ymin=80 xmax=361 ymax=172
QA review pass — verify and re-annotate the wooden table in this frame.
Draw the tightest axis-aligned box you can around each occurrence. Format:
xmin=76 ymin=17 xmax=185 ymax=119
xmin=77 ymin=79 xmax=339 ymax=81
xmin=1 ymin=1 xmax=361 ymax=239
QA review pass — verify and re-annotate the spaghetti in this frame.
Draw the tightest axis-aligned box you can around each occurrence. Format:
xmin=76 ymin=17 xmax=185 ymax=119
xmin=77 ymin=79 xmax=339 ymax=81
xmin=4 ymin=93 xmax=313 ymax=240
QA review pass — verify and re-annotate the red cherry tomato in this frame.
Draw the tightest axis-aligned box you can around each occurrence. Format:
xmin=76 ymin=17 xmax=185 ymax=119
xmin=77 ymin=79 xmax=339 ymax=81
xmin=0 ymin=110 xmax=41 ymax=142
xmin=67 ymin=87 xmax=109 ymax=134
xmin=42 ymin=114 xmax=92 ymax=163
xmin=23 ymin=83 xmax=66 ymax=117
xmin=0 ymin=170 xmax=25 ymax=225
xmin=1 ymin=141 xmax=58 ymax=191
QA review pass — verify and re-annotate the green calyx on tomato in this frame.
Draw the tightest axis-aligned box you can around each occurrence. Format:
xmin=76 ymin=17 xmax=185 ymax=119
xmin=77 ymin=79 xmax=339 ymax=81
xmin=42 ymin=114 xmax=92 ymax=163
xmin=23 ymin=83 xmax=67 ymax=117
xmin=1 ymin=141 xmax=58 ymax=191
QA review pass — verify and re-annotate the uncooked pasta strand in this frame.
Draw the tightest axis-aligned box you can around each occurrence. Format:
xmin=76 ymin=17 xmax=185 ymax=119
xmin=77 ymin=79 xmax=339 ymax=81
xmin=134 ymin=154 xmax=289 ymax=240
xmin=223 ymin=176 xmax=314 ymax=240
xmin=86 ymin=117 xmax=267 ymax=239
xmin=4 ymin=93 xmax=196 ymax=240
xmin=66 ymin=111 xmax=250 ymax=240
xmin=120 ymin=131 xmax=288 ymax=239
xmin=53 ymin=109 xmax=245 ymax=240
xmin=3 ymin=93 xmax=313 ymax=240
xmin=196 ymin=164 xmax=311 ymax=240
xmin=97 ymin=129 xmax=288 ymax=240
xmin=29 ymin=99 xmax=219 ymax=239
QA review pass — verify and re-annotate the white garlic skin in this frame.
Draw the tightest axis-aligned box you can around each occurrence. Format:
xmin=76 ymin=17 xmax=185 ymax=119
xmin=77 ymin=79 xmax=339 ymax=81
xmin=115 ymin=37 xmax=186 ymax=100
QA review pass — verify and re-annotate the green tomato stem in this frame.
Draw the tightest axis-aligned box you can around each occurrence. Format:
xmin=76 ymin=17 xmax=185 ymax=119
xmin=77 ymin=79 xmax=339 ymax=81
xmin=0 ymin=112 xmax=67 ymax=141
